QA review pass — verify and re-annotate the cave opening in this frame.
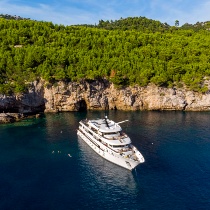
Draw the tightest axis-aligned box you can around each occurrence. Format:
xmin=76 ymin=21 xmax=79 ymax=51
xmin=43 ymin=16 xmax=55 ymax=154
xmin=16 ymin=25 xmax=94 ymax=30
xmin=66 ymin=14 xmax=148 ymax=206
xmin=0 ymin=107 xmax=19 ymax=113
xmin=78 ymin=100 xmax=87 ymax=112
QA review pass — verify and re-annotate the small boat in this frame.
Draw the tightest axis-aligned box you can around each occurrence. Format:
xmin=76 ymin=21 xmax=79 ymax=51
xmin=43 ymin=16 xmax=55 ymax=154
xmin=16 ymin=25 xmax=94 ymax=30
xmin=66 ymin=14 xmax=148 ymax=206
xmin=77 ymin=116 xmax=145 ymax=170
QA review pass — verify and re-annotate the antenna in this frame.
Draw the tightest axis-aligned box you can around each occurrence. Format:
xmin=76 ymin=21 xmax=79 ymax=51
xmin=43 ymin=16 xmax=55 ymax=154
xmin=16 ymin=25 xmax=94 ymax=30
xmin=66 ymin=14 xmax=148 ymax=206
xmin=104 ymin=96 xmax=110 ymax=128
xmin=104 ymin=115 xmax=110 ymax=128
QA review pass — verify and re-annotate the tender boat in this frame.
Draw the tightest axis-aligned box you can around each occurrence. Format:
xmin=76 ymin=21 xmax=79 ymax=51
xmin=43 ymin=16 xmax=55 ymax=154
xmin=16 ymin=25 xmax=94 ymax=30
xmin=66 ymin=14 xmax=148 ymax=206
xmin=77 ymin=116 xmax=145 ymax=170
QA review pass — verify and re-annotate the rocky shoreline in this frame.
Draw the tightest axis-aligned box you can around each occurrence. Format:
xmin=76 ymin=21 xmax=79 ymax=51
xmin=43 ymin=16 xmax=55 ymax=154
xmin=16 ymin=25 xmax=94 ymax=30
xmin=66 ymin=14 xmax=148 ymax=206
xmin=1 ymin=79 xmax=210 ymax=123
xmin=0 ymin=113 xmax=25 ymax=123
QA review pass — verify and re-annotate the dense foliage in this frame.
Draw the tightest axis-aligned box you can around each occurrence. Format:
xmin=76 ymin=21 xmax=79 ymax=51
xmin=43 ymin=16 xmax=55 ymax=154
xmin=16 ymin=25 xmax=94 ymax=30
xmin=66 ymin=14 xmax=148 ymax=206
xmin=96 ymin=17 xmax=170 ymax=32
xmin=0 ymin=16 xmax=210 ymax=94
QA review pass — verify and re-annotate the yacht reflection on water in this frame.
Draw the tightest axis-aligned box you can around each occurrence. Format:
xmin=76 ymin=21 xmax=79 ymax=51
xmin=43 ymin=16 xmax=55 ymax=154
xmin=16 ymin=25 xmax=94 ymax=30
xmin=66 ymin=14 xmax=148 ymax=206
xmin=77 ymin=136 xmax=140 ymax=192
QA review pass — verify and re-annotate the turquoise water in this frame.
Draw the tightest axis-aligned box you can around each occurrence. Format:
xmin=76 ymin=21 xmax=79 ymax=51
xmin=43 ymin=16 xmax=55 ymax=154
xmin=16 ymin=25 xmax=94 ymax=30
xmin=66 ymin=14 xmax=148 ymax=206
xmin=0 ymin=111 xmax=210 ymax=210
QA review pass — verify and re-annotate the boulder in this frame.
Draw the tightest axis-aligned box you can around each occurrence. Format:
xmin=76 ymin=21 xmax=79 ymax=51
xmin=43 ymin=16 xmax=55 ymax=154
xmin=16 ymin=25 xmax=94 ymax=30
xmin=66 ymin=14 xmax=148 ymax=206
xmin=0 ymin=113 xmax=25 ymax=124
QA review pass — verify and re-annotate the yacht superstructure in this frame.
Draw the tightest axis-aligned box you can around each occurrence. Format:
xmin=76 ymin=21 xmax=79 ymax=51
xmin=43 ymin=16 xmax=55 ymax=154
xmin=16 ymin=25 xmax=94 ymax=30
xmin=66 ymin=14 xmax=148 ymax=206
xmin=77 ymin=116 xmax=145 ymax=170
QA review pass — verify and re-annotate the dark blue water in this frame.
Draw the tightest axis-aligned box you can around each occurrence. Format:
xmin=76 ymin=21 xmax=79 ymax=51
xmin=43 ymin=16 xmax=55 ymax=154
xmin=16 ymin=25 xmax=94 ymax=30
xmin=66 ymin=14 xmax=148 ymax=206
xmin=0 ymin=111 xmax=210 ymax=210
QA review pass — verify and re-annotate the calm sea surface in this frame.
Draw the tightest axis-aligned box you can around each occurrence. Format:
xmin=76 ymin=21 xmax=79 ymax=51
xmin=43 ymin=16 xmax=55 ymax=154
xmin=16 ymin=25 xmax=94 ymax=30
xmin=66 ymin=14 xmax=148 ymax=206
xmin=0 ymin=111 xmax=210 ymax=210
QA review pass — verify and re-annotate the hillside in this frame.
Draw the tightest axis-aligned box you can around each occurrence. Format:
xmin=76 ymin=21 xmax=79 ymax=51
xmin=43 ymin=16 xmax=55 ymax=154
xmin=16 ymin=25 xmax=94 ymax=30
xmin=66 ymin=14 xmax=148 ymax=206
xmin=0 ymin=16 xmax=210 ymax=95
xmin=96 ymin=17 xmax=170 ymax=32
xmin=79 ymin=16 xmax=210 ymax=32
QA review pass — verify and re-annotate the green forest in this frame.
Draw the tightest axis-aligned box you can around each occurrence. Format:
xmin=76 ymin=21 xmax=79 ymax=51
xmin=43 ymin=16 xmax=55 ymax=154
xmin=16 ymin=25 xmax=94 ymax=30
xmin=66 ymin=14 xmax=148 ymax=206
xmin=0 ymin=15 xmax=210 ymax=94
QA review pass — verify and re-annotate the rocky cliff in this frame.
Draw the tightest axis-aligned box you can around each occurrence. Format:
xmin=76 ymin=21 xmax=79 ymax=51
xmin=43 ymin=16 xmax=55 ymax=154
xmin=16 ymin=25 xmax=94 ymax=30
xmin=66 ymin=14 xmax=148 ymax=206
xmin=1 ymin=79 xmax=210 ymax=118
xmin=44 ymin=79 xmax=210 ymax=112
xmin=0 ymin=80 xmax=45 ymax=114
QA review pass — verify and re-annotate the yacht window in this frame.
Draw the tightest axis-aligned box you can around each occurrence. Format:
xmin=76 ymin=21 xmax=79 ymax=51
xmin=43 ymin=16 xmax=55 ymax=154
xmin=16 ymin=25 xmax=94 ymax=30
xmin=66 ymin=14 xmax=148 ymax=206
xmin=112 ymin=145 xmax=126 ymax=148
xmin=105 ymin=132 xmax=118 ymax=135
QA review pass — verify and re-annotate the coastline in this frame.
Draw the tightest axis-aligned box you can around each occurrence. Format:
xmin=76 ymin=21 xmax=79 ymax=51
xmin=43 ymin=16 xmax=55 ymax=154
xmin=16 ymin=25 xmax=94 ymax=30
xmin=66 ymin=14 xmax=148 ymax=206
xmin=1 ymin=79 xmax=210 ymax=123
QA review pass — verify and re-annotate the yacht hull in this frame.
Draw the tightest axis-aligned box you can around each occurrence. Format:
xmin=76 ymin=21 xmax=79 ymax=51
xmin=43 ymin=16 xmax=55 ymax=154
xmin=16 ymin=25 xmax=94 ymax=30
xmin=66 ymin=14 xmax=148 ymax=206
xmin=77 ymin=130 xmax=142 ymax=170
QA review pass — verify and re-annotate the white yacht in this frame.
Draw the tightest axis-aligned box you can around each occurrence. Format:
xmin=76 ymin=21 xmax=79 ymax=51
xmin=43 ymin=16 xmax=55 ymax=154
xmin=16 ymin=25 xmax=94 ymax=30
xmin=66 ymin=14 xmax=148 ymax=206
xmin=77 ymin=116 xmax=145 ymax=170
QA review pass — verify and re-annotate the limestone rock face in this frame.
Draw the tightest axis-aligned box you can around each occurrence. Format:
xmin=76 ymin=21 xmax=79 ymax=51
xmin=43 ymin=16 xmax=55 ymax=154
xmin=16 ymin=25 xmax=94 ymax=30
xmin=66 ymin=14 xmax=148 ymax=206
xmin=44 ymin=80 xmax=110 ymax=112
xmin=0 ymin=80 xmax=45 ymax=113
xmin=1 ymin=79 xmax=210 ymax=114
xmin=142 ymin=85 xmax=187 ymax=110
xmin=43 ymin=80 xmax=210 ymax=112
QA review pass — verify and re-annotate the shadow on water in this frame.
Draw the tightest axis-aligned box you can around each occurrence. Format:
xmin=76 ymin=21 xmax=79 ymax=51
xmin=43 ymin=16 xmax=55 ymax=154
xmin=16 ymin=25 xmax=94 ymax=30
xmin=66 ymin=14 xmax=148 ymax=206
xmin=77 ymin=136 xmax=142 ymax=209
xmin=78 ymin=136 xmax=138 ymax=187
